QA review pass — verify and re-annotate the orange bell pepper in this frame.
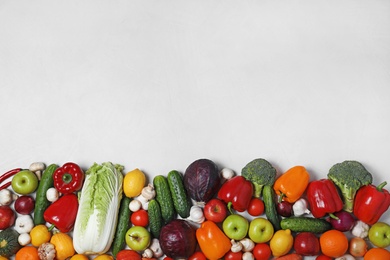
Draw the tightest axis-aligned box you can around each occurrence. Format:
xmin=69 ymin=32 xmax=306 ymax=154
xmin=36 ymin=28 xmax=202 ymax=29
xmin=273 ymin=166 xmax=310 ymax=203
xmin=196 ymin=220 xmax=231 ymax=260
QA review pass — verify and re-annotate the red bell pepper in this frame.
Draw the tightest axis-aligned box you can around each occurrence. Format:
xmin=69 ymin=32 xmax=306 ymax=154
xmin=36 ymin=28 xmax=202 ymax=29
xmin=353 ymin=181 xmax=390 ymax=225
xmin=306 ymin=179 xmax=344 ymax=218
xmin=44 ymin=193 xmax=79 ymax=233
xmin=217 ymin=175 xmax=253 ymax=212
xmin=53 ymin=162 xmax=84 ymax=194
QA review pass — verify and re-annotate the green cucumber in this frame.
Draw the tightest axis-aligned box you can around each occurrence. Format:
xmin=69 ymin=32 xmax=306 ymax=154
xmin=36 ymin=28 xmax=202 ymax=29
xmin=33 ymin=164 xmax=58 ymax=225
xmin=148 ymin=199 xmax=163 ymax=238
xmin=112 ymin=195 xmax=131 ymax=257
xmin=280 ymin=217 xmax=332 ymax=233
xmin=167 ymin=170 xmax=192 ymax=218
xmin=153 ymin=175 xmax=176 ymax=224
xmin=263 ymin=185 xmax=281 ymax=230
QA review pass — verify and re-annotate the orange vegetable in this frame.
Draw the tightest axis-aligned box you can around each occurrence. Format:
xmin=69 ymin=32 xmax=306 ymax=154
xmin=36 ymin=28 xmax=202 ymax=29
xmin=196 ymin=220 xmax=231 ymax=260
xmin=275 ymin=253 xmax=303 ymax=260
xmin=50 ymin=232 xmax=75 ymax=260
xmin=273 ymin=166 xmax=310 ymax=203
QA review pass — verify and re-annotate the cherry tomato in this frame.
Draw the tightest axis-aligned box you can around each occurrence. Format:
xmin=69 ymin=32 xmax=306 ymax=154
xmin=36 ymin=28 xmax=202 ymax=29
xmin=252 ymin=243 xmax=271 ymax=260
xmin=316 ymin=255 xmax=332 ymax=260
xmin=117 ymin=249 xmax=141 ymax=260
xmin=189 ymin=251 xmax=207 ymax=260
xmin=247 ymin=197 xmax=265 ymax=216
xmin=224 ymin=251 xmax=242 ymax=260
xmin=130 ymin=209 xmax=149 ymax=227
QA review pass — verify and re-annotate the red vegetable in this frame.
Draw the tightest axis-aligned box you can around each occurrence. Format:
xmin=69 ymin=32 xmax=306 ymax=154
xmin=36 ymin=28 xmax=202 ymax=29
xmin=159 ymin=219 xmax=197 ymax=259
xmin=183 ymin=159 xmax=221 ymax=204
xmin=0 ymin=168 xmax=22 ymax=191
xmin=306 ymin=179 xmax=344 ymax=218
xmin=43 ymin=193 xmax=79 ymax=232
xmin=116 ymin=249 xmax=142 ymax=260
xmin=53 ymin=162 xmax=84 ymax=194
xmin=353 ymin=181 xmax=390 ymax=225
xmin=217 ymin=175 xmax=253 ymax=212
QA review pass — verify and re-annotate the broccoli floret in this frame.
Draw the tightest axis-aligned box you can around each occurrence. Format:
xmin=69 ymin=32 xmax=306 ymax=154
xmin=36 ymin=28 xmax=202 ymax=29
xmin=327 ymin=160 xmax=373 ymax=213
xmin=241 ymin=158 xmax=277 ymax=197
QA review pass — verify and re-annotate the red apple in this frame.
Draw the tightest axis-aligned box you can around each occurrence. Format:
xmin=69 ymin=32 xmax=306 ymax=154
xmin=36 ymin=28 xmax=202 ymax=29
xmin=0 ymin=205 xmax=16 ymax=229
xmin=204 ymin=198 xmax=228 ymax=223
xmin=293 ymin=232 xmax=320 ymax=256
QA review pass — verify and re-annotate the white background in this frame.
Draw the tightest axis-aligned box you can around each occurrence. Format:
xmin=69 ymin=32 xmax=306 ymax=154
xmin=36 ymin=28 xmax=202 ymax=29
xmin=1 ymin=0 xmax=390 ymax=257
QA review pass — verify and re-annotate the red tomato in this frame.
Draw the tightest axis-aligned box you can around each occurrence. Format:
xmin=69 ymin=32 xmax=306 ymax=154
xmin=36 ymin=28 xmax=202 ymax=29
xmin=224 ymin=251 xmax=243 ymax=260
xmin=189 ymin=251 xmax=207 ymax=260
xmin=252 ymin=243 xmax=271 ymax=260
xmin=117 ymin=249 xmax=142 ymax=260
xmin=130 ymin=209 xmax=149 ymax=227
xmin=316 ymin=255 xmax=332 ymax=260
xmin=247 ymin=197 xmax=265 ymax=216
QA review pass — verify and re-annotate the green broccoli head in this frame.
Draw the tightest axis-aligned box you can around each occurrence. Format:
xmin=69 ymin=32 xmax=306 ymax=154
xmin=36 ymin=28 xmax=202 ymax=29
xmin=241 ymin=158 xmax=277 ymax=197
xmin=327 ymin=160 xmax=373 ymax=212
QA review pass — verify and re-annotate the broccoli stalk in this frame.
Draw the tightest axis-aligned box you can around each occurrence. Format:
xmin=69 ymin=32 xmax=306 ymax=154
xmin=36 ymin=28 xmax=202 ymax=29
xmin=241 ymin=158 xmax=277 ymax=197
xmin=327 ymin=160 xmax=373 ymax=213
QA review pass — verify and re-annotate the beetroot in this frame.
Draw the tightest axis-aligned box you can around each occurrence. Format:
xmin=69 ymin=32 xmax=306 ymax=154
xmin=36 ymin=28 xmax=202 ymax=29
xmin=183 ymin=158 xmax=220 ymax=204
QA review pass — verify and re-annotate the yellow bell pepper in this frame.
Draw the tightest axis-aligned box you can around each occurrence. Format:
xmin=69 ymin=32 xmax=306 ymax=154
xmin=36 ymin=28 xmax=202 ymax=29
xmin=196 ymin=220 xmax=231 ymax=260
xmin=273 ymin=165 xmax=310 ymax=203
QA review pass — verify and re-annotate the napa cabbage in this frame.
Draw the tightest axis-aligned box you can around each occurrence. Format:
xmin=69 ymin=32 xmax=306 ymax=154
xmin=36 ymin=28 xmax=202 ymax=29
xmin=73 ymin=162 xmax=123 ymax=255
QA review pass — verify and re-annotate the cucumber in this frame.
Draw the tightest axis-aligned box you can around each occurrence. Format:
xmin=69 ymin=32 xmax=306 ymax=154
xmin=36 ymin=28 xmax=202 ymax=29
xmin=112 ymin=195 xmax=131 ymax=257
xmin=33 ymin=164 xmax=58 ymax=225
xmin=281 ymin=217 xmax=332 ymax=233
xmin=167 ymin=170 xmax=192 ymax=218
xmin=153 ymin=175 xmax=176 ymax=224
xmin=263 ymin=185 xmax=281 ymax=230
xmin=148 ymin=199 xmax=163 ymax=238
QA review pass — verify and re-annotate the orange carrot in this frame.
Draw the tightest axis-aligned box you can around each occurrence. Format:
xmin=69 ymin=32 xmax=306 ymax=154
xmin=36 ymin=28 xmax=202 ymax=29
xmin=274 ymin=253 xmax=303 ymax=260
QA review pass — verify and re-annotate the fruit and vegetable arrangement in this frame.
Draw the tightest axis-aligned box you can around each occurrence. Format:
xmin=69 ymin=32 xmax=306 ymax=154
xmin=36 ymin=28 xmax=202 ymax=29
xmin=0 ymin=158 xmax=390 ymax=260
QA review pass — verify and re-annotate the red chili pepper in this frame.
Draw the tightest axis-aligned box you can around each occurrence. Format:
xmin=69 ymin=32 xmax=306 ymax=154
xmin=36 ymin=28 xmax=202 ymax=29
xmin=44 ymin=193 xmax=79 ymax=233
xmin=306 ymin=179 xmax=344 ymax=218
xmin=217 ymin=175 xmax=253 ymax=212
xmin=53 ymin=162 xmax=84 ymax=194
xmin=353 ymin=181 xmax=390 ymax=225
xmin=0 ymin=168 xmax=22 ymax=191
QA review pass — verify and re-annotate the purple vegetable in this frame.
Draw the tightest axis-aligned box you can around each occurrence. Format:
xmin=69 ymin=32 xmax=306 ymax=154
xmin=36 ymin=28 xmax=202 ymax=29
xmin=329 ymin=210 xmax=356 ymax=232
xmin=277 ymin=201 xmax=293 ymax=217
xmin=159 ymin=219 xmax=197 ymax=259
xmin=184 ymin=158 xmax=220 ymax=204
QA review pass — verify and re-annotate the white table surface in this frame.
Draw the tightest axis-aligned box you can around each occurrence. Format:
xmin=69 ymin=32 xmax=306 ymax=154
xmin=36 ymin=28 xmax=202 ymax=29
xmin=1 ymin=0 xmax=390 ymax=258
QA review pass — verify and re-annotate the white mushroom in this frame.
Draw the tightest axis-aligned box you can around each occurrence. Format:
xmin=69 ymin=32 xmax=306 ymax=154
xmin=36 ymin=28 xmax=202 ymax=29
xmin=18 ymin=233 xmax=31 ymax=246
xmin=0 ymin=189 xmax=17 ymax=206
xmin=142 ymin=248 xmax=154 ymax=258
xmin=29 ymin=162 xmax=46 ymax=180
xmin=230 ymin=239 xmax=243 ymax=253
xmin=46 ymin=188 xmax=59 ymax=202
xmin=149 ymin=238 xmax=164 ymax=258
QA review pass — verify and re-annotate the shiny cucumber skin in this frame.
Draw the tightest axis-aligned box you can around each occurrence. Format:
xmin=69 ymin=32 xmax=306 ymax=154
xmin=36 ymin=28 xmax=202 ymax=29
xmin=167 ymin=170 xmax=191 ymax=218
xmin=33 ymin=164 xmax=58 ymax=225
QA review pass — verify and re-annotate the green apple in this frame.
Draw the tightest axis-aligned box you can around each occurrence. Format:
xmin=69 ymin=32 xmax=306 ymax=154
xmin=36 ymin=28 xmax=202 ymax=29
xmin=222 ymin=214 xmax=249 ymax=240
xmin=125 ymin=226 xmax=151 ymax=251
xmin=11 ymin=170 xmax=39 ymax=195
xmin=248 ymin=217 xmax=274 ymax=243
xmin=368 ymin=222 xmax=390 ymax=248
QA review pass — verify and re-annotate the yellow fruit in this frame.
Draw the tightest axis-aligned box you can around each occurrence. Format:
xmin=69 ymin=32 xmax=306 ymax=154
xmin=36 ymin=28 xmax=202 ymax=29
xmin=0 ymin=256 xmax=9 ymax=260
xmin=50 ymin=232 xmax=75 ymax=260
xmin=30 ymin=224 xmax=52 ymax=247
xmin=70 ymin=254 xmax=89 ymax=260
xmin=94 ymin=255 xmax=114 ymax=260
xmin=123 ymin=168 xmax=146 ymax=198
xmin=270 ymin=229 xmax=294 ymax=257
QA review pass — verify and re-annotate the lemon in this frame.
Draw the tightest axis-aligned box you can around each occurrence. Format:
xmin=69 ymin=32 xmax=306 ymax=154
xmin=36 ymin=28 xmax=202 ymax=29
xmin=123 ymin=168 xmax=146 ymax=198
xmin=30 ymin=224 xmax=52 ymax=247
xmin=270 ymin=229 xmax=294 ymax=257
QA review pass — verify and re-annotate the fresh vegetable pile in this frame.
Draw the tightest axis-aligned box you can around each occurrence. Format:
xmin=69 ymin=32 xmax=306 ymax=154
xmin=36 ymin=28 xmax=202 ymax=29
xmin=0 ymin=159 xmax=389 ymax=260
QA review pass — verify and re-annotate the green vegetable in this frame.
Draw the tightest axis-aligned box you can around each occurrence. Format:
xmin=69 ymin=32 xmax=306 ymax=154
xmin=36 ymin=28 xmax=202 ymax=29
xmin=280 ymin=217 xmax=332 ymax=233
xmin=148 ymin=199 xmax=163 ymax=238
xmin=327 ymin=160 xmax=373 ymax=212
xmin=153 ymin=175 xmax=176 ymax=224
xmin=167 ymin=170 xmax=192 ymax=218
xmin=33 ymin=164 xmax=58 ymax=225
xmin=0 ymin=228 xmax=21 ymax=257
xmin=263 ymin=185 xmax=281 ymax=230
xmin=111 ymin=195 xmax=131 ymax=257
xmin=72 ymin=162 xmax=123 ymax=255
xmin=241 ymin=158 xmax=276 ymax=197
